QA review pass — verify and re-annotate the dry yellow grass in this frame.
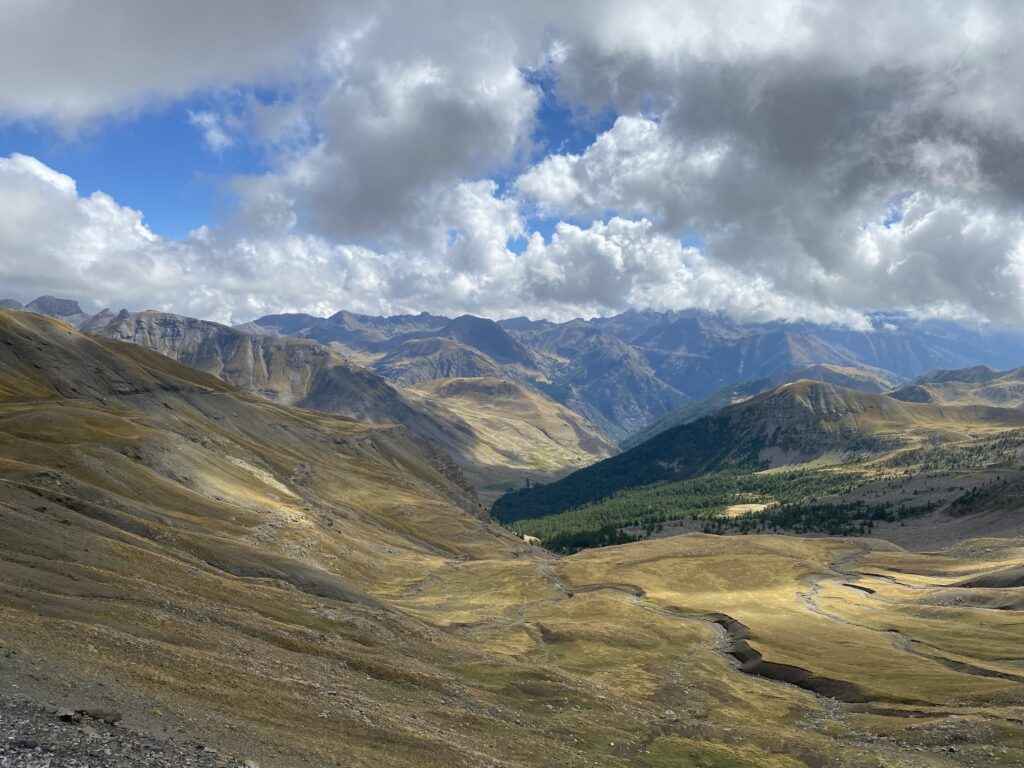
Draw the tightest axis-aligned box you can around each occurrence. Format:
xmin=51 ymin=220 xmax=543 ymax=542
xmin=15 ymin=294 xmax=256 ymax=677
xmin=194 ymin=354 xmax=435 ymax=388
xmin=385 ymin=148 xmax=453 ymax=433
xmin=0 ymin=309 xmax=1022 ymax=767
xmin=406 ymin=376 xmax=617 ymax=500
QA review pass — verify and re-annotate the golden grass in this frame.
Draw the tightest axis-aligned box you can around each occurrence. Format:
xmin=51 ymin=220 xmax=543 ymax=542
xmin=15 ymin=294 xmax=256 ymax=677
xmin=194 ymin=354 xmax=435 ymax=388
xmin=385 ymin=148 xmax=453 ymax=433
xmin=0 ymin=310 xmax=1021 ymax=767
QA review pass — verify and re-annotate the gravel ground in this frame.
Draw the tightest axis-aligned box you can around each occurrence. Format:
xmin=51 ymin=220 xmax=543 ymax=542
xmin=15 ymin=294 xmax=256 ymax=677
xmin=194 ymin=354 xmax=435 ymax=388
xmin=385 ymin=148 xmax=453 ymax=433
xmin=0 ymin=698 xmax=253 ymax=768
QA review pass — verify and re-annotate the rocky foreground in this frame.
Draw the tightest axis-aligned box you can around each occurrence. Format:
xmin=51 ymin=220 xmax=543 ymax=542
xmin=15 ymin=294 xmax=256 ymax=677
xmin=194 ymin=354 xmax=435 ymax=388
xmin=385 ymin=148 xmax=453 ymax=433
xmin=0 ymin=698 xmax=254 ymax=768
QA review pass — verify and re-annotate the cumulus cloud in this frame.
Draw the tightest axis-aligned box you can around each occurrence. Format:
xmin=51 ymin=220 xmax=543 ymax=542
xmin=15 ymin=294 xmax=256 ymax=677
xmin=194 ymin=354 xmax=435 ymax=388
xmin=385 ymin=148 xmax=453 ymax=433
xmin=2 ymin=1 xmax=1024 ymax=327
xmin=188 ymin=110 xmax=235 ymax=152
xmin=2 ymin=154 xmax=867 ymax=325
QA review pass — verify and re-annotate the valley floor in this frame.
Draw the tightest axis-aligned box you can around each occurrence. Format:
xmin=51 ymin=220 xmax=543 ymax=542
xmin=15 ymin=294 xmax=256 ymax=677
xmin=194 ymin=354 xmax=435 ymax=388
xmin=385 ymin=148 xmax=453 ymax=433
xmin=0 ymin=309 xmax=1021 ymax=767
xmin=2 ymin=527 xmax=1022 ymax=767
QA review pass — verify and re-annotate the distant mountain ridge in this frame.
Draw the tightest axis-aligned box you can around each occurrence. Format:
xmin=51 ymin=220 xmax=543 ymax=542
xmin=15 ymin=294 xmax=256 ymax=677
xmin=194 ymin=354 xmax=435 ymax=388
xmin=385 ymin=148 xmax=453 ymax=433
xmin=8 ymin=294 xmax=1024 ymax=443
xmin=890 ymin=365 xmax=1024 ymax=409
xmin=243 ymin=305 xmax=1024 ymax=442
xmin=622 ymin=363 xmax=902 ymax=448
xmin=28 ymin=304 xmax=616 ymax=500
xmin=244 ymin=308 xmax=689 ymax=440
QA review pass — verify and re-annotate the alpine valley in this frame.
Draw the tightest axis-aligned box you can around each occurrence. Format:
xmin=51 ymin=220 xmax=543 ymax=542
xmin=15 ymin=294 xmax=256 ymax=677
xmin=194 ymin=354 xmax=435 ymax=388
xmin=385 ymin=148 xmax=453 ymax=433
xmin=0 ymin=296 xmax=1020 ymax=767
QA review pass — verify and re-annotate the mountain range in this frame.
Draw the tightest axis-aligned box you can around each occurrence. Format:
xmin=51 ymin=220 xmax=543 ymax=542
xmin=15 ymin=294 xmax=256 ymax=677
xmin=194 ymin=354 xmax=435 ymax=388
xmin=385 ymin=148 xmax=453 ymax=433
xmin=75 ymin=307 xmax=614 ymax=501
xmin=1 ymin=302 xmax=1022 ymax=766
xmin=244 ymin=304 xmax=1024 ymax=440
xmin=14 ymin=296 xmax=1024 ymax=446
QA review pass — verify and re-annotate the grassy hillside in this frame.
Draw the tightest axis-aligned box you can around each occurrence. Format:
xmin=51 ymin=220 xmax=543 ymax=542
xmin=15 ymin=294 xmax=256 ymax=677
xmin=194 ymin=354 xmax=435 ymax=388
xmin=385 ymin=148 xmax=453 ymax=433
xmin=622 ymin=363 xmax=900 ymax=449
xmin=406 ymin=377 xmax=617 ymax=500
xmin=891 ymin=365 xmax=1024 ymax=408
xmin=1 ymin=308 xmax=1022 ymax=766
xmin=493 ymin=380 xmax=1024 ymax=522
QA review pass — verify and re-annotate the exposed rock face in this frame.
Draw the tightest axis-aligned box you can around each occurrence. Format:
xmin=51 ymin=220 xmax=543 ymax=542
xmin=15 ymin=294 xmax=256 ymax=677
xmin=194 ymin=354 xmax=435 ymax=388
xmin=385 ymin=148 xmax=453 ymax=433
xmin=84 ymin=310 xmax=421 ymax=416
xmin=19 ymin=295 xmax=92 ymax=327
xmin=80 ymin=309 xmax=615 ymax=501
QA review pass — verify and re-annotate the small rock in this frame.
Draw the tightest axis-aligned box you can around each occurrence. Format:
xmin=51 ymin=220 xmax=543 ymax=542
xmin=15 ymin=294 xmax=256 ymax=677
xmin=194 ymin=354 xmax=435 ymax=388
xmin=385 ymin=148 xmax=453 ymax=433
xmin=57 ymin=708 xmax=81 ymax=723
xmin=76 ymin=707 xmax=122 ymax=724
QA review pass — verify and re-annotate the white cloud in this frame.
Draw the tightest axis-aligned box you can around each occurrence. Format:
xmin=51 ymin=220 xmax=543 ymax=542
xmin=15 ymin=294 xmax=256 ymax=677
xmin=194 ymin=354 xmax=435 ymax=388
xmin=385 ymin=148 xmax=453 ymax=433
xmin=0 ymin=1 xmax=349 ymax=128
xmin=188 ymin=110 xmax=234 ymax=151
xmin=2 ymin=2 xmax=1024 ymax=327
xmin=0 ymin=154 xmax=874 ymax=327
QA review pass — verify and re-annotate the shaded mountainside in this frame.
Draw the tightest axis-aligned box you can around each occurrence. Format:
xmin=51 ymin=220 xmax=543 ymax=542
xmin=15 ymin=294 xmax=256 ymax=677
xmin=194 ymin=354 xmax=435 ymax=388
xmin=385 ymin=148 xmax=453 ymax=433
xmin=623 ymin=364 xmax=901 ymax=449
xmin=492 ymin=380 xmax=1024 ymax=521
xmin=373 ymin=337 xmax=508 ymax=386
xmin=510 ymin=319 xmax=690 ymax=440
xmin=437 ymin=314 xmax=537 ymax=367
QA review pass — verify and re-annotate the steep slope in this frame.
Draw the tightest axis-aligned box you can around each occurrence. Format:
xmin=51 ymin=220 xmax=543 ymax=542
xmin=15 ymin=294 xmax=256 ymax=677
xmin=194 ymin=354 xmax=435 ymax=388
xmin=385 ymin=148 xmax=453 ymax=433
xmin=0 ymin=307 xmax=507 ymax=566
xmin=1 ymin=309 xmax=1021 ymax=767
xmin=406 ymin=377 xmax=617 ymax=495
xmin=508 ymin=320 xmax=689 ymax=440
xmin=81 ymin=309 xmax=612 ymax=497
xmin=493 ymin=380 xmax=1024 ymax=520
xmin=373 ymin=337 xmax=507 ymax=385
xmin=81 ymin=309 xmax=462 ymax=435
xmin=890 ymin=365 xmax=1024 ymax=408
xmin=436 ymin=315 xmax=537 ymax=367
xmin=623 ymin=364 xmax=900 ymax=448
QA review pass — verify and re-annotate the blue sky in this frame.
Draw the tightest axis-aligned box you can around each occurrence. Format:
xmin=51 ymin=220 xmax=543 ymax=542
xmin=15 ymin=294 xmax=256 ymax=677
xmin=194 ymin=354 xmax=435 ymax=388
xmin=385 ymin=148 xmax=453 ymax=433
xmin=0 ymin=2 xmax=1019 ymax=327
xmin=0 ymin=100 xmax=267 ymax=239
xmin=0 ymin=76 xmax=611 ymax=244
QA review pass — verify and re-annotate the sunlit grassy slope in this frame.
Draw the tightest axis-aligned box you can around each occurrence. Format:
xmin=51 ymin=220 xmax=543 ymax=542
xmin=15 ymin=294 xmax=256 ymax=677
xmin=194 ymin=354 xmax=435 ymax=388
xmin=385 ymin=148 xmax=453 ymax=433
xmin=0 ymin=308 xmax=1021 ymax=767
xmin=406 ymin=376 xmax=617 ymax=498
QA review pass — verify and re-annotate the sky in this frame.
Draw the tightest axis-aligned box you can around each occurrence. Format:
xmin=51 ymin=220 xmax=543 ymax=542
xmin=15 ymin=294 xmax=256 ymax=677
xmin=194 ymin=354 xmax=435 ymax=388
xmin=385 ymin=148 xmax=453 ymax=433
xmin=0 ymin=1 xmax=1023 ymax=328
